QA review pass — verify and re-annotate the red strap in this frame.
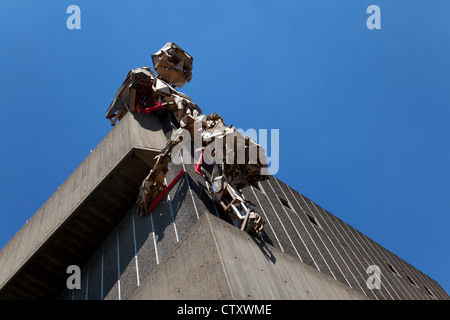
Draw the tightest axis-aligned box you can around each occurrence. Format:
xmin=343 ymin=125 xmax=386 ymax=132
xmin=195 ymin=150 xmax=204 ymax=175
xmin=147 ymin=169 xmax=185 ymax=214
xmin=137 ymin=101 xmax=164 ymax=114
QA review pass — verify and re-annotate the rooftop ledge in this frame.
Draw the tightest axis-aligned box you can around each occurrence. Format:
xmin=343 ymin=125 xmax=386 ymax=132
xmin=0 ymin=112 xmax=167 ymax=299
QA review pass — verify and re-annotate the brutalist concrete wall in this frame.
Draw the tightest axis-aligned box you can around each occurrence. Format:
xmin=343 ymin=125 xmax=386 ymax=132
xmin=239 ymin=178 xmax=448 ymax=300
xmin=57 ymin=112 xmax=448 ymax=301
xmin=130 ymin=213 xmax=370 ymax=300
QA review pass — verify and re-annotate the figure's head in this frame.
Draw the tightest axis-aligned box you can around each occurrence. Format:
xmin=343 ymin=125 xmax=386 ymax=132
xmin=151 ymin=42 xmax=193 ymax=88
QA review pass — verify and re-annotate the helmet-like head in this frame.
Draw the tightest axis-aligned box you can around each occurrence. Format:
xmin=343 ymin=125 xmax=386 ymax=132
xmin=151 ymin=42 xmax=193 ymax=88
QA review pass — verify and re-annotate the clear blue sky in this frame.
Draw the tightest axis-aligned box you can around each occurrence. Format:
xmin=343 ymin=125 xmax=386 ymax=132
xmin=0 ymin=1 xmax=449 ymax=295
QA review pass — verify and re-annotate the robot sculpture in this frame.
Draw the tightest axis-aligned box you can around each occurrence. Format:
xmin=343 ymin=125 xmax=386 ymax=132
xmin=106 ymin=43 xmax=268 ymax=235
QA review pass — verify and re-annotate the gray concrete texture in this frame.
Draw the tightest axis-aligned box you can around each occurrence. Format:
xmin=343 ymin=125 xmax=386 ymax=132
xmin=0 ymin=111 xmax=167 ymax=299
xmin=58 ymin=110 xmax=448 ymax=300
xmin=1 ymin=107 xmax=447 ymax=300
xmin=59 ymin=156 xmax=448 ymax=300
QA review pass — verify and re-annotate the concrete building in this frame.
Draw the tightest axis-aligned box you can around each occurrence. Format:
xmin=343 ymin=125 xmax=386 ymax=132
xmin=0 ymin=111 xmax=448 ymax=300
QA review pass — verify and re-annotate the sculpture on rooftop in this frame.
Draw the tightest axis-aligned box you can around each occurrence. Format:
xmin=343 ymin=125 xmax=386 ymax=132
xmin=106 ymin=42 xmax=268 ymax=235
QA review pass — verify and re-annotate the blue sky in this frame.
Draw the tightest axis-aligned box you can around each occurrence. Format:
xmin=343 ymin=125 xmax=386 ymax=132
xmin=0 ymin=1 xmax=449 ymax=295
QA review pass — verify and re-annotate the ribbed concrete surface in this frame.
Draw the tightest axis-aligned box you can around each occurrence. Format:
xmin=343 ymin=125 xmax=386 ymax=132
xmin=59 ymin=159 xmax=449 ymax=300
xmin=130 ymin=213 xmax=370 ymax=300
xmin=0 ymin=111 xmax=167 ymax=299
